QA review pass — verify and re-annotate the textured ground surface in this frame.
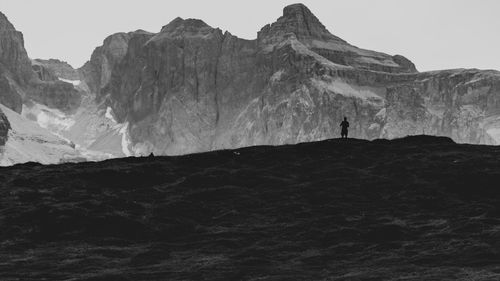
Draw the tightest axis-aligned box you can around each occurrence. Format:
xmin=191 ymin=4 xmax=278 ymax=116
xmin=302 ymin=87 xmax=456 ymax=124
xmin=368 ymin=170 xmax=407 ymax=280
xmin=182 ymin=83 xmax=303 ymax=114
xmin=1 ymin=136 xmax=500 ymax=280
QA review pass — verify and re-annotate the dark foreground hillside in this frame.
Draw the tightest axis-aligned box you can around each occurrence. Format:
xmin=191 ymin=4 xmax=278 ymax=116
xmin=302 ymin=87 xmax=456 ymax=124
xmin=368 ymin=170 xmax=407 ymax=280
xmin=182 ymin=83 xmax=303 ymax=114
xmin=1 ymin=136 xmax=500 ymax=280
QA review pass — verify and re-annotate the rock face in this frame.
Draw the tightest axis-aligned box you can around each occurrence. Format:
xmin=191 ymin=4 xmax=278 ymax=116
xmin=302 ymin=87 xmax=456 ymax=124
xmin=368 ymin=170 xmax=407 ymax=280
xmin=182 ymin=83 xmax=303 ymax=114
xmin=0 ymin=108 xmax=10 ymax=146
xmin=32 ymin=59 xmax=80 ymax=80
xmin=257 ymin=4 xmax=417 ymax=73
xmin=79 ymin=31 xmax=153 ymax=102
xmin=0 ymin=12 xmax=81 ymax=114
xmin=25 ymin=59 xmax=126 ymax=160
xmin=78 ymin=3 xmax=500 ymax=156
xmin=0 ymin=11 xmax=33 ymax=113
xmin=32 ymin=62 xmax=58 ymax=82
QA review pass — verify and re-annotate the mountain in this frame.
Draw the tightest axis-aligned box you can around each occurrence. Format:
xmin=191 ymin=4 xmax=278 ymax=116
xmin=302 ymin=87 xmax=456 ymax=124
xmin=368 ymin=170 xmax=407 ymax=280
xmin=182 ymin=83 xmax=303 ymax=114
xmin=78 ymin=3 xmax=500 ymax=157
xmin=1 ymin=4 xmax=500 ymax=164
xmin=0 ymin=12 xmax=130 ymax=165
xmin=0 ymin=11 xmax=91 ymax=165
xmin=2 ymin=136 xmax=500 ymax=279
xmin=27 ymin=59 xmax=129 ymax=159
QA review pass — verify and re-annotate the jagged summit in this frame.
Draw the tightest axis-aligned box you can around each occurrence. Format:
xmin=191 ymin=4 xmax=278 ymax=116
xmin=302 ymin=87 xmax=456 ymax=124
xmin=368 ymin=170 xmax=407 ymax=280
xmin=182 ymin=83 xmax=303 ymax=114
xmin=0 ymin=11 xmax=15 ymax=30
xmin=256 ymin=3 xmax=416 ymax=73
xmin=258 ymin=3 xmax=346 ymax=45
xmin=160 ymin=17 xmax=212 ymax=34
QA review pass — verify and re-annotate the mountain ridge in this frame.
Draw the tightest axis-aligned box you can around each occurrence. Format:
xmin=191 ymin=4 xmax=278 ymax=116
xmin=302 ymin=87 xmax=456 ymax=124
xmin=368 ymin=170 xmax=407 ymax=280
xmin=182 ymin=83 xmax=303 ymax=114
xmin=0 ymin=3 xmax=500 ymax=164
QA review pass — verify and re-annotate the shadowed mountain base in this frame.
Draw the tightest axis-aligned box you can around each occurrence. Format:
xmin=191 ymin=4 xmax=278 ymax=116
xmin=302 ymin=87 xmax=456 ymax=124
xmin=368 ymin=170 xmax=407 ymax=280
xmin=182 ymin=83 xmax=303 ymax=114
xmin=1 ymin=136 xmax=500 ymax=280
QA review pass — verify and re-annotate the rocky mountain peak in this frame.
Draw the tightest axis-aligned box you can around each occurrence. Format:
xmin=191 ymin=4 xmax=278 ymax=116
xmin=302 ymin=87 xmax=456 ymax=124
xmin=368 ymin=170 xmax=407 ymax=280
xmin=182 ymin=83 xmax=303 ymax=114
xmin=258 ymin=3 xmax=346 ymax=45
xmin=282 ymin=3 xmax=319 ymax=22
xmin=0 ymin=11 xmax=15 ymax=31
xmin=160 ymin=17 xmax=212 ymax=34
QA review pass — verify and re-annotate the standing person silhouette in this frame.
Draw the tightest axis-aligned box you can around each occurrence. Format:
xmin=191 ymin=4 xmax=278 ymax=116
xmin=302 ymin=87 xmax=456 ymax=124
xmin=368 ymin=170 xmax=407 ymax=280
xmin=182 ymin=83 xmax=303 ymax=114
xmin=340 ymin=117 xmax=349 ymax=139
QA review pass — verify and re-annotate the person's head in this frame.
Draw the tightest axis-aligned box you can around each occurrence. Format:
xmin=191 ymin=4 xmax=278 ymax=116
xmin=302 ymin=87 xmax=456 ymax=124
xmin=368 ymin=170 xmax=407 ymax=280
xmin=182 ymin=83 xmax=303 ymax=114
xmin=344 ymin=117 xmax=347 ymax=121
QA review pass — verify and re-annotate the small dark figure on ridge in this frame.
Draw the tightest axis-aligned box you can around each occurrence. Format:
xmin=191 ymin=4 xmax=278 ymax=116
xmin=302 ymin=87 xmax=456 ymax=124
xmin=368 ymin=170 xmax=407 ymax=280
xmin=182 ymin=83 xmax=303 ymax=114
xmin=340 ymin=117 xmax=349 ymax=139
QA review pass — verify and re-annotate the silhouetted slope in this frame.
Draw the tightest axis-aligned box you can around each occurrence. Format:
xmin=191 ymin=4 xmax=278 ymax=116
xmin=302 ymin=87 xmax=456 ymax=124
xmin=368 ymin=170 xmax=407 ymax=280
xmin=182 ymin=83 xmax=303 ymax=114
xmin=1 ymin=136 xmax=500 ymax=280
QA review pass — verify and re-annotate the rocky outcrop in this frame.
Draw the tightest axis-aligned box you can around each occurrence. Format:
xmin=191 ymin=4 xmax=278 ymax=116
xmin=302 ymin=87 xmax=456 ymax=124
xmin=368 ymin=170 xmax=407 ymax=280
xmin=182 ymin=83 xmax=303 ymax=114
xmin=32 ymin=62 xmax=58 ymax=82
xmin=0 ymin=11 xmax=33 ymax=112
xmin=79 ymin=31 xmax=153 ymax=102
xmin=77 ymin=3 xmax=500 ymax=155
xmin=26 ymin=81 xmax=81 ymax=112
xmin=0 ymin=12 xmax=34 ymax=84
xmin=32 ymin=59 xmax=80 ymax=80
xmin=257 ymin=4 xmax=417 ymax=73
xmin=0 ymin=108 xmax=10 ymax=146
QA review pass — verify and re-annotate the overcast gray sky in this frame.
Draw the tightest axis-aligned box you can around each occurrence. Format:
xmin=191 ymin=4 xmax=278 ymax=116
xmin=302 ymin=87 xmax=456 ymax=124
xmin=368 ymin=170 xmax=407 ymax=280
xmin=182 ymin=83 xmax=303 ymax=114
xmin=2 ymin=0 xmax=499 ymax=71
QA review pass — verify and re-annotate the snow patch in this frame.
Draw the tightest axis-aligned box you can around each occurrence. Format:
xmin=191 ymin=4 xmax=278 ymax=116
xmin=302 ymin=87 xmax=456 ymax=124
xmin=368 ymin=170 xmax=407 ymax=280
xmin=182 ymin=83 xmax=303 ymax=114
xmin=22 ymin=103 xmax=75 ymax=133
xmin=271 ymin=70 xmax=285 ymax=82
xmin=59 ymin=78 xmax=81 ymax=86
xmin=105 ymin=107 xmax=117 ymax=123
xmin=74 ymin=144 xmax=115 ymax=162
xmin=119 ymin=122 xmax=133 ymax=156
xmin=375 ymin=108 xmax=387 ymax=122
xmin=37 ymin=110 xmax=75 ymax=131
xmin=368 ymin=123 xmax=380 ymax=131
xmin=486 ymin=128 xmax=500 ymax=145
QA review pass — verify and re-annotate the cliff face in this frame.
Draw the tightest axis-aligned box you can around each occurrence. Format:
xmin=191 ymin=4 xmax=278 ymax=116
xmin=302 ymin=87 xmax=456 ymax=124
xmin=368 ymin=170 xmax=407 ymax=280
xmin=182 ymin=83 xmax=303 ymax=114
xmin=79 ymin=31 xmax=153 ymax=102
xmin=0 ymin=12 xmax=81 ymax=114
xmin=0 ymin=11 xmax=33 ymax=112
xmin=32 ymin=59 xmax=80 ymax=80
xmin=0 ymin=108 xmax=10 ymax=146
xmin=79 ymin=3 xmax=500 ymax=155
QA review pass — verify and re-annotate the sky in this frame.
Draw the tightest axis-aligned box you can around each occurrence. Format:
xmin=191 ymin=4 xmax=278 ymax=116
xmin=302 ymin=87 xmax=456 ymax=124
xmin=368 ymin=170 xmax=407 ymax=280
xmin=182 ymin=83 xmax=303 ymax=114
xmin=2 ymin=0 xmax=499 ymax=71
